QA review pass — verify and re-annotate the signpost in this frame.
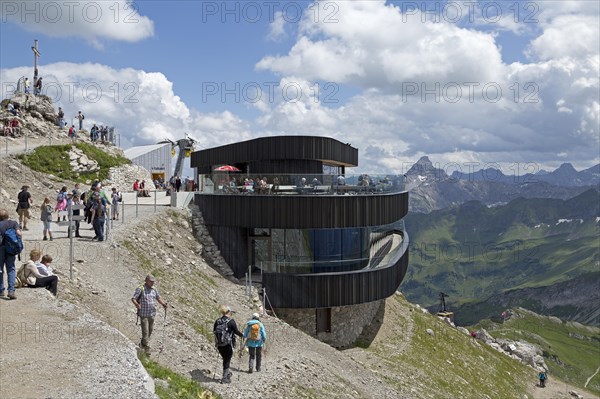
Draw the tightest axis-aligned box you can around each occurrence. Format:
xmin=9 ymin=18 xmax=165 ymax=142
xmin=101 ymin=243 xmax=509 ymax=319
xmin=58 ymin=204 xmax=85 ymax=280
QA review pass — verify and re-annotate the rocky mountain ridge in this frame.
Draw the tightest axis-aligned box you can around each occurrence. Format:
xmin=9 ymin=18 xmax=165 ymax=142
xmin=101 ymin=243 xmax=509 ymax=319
xmin=449 ymin=162 xmax=600 ymax=187
xmin=406 ymin=156 xmax=597 ymax=213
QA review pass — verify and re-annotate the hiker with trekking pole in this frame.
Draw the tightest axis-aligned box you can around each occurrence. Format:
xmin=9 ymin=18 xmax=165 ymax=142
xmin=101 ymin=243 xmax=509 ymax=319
xmin=213 ymin=305 xmax=243 ymax=384
xmin=131 ymin=274 xmax=168 ymax=355
xmin=241 ymin=312 xmax=267 ymax=373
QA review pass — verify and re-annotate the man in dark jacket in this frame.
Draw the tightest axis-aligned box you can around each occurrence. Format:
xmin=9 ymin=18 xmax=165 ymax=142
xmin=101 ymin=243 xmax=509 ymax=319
xmin=213 ymin=304 xmax=243 ymax=383
xmin=0 ymin=208 xmax=22 ymax=299
xmin=17 ymin=185 xmax=33 ymax=230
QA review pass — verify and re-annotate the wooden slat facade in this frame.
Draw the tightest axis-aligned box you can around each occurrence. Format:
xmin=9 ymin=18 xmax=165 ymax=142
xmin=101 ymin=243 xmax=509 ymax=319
xmin=191 ymin=136 xmax=358 ymax=174
xmin=192 ymin=135 xmax=409 ymax=309
xmin=262 ymin=243 xmax=409 ymax=308
xmin=195 ymin=191 xmax=408 ymax=229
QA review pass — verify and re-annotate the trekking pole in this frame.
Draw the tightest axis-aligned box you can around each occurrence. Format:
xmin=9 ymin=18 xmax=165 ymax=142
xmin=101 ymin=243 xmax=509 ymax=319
xmin=263 ymin=343 xmax=267 ymax=372
xmin=157 ymin=306 xmax=167 ymax=361
xmin=212 ymin=348 xmax=219 ymax=381
xmin=237 ymin=340 xmax=243 ymax=382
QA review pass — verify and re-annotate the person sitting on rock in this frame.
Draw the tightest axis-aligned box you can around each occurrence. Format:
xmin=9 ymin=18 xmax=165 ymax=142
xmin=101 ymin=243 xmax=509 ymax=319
xmin=140 ymin=180 xmax=150 ymax=197
xmin=133 ymin=179 xmax=141 ymax=196
xmin=9 ymin=118 xmax=20 ymax=136
xmin=24 ymin=250 xmax=58 ymax=296
xmin=7 ymin=102 xmax=18 ymax=116
xmin=3 ymin=119 xmax=13 ymax=137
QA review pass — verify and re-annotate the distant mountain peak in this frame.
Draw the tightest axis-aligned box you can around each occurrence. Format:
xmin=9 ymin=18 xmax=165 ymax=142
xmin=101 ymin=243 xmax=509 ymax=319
xmin=556 ymin=163 xmax=576 ymax=172
xmin=407 ymin=156 xmax=447 ymax=179
xmin=416 ymin=156 xmax=432 ymax=166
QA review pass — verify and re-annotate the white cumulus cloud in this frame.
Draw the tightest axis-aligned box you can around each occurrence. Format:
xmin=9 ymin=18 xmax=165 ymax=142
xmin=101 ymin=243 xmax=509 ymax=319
xmin=0 ymin=63 xmax=251 ymax=152
xmin=0 ymin=0 xmax=154 ymax=46
xmin=254 ymin=0 xmax=599 ymax=172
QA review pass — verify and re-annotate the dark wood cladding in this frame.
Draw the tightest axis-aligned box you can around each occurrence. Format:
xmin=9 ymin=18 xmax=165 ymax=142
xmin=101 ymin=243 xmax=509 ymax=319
xmin=191 ymin=136 xmax=358 ymax=174
xmin=263 ymin=245 xmax=409 ymax=308
xmin=195 ymin=191 xmax=408 ymax=229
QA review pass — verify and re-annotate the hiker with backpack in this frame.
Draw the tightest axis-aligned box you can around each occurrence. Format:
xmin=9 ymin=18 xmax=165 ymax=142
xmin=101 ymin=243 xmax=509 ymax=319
xmin=55 ymin=186 xmax=68 ymax=222
xmin=68 ymin=125 xmax=76 ymax=142
xmin=213 ymin=304 xmax=244 ymax=383
xmin=131 ymin=274 xmax=168 ymax=354
xmin=0 ymin=208 xmax=23 ymax=300
xmin=538 ymin=370 xmax=548 ymax=388
xmin=242 ymin=312 xmax=267 ymax=373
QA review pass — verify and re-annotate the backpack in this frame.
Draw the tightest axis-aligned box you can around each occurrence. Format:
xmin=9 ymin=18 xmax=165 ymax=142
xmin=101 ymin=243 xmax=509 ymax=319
xmin=214 ymin=317 xmax=233 ymax=347
xmin=249 ymin=323 xmax=261 ymax=341
xmin=540 ymin=372 xmax=547 ymax=381
xmin=3 ymin=228 xmax=24 ymax=260
xmin=15 ymin=263 xmax=28 ymax=288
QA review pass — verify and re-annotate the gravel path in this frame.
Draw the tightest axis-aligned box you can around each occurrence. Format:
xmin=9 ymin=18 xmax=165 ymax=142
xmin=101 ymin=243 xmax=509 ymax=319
xmin=0 ymin=289 xmax=157 ymax=399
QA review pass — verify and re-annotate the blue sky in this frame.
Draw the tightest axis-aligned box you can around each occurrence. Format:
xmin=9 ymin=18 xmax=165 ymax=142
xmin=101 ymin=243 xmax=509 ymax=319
xmin=1 ymin=1 xmax=599 ymax=175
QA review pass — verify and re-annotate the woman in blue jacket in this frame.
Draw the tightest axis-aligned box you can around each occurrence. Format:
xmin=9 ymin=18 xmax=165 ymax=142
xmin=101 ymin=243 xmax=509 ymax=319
xmin=242 ymin=313 xmax=267 ymax=373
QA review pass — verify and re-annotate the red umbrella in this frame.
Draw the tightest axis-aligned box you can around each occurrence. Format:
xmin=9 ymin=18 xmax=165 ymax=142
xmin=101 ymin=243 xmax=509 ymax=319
xmin=214 ymin=165 xmax=240 ymax=172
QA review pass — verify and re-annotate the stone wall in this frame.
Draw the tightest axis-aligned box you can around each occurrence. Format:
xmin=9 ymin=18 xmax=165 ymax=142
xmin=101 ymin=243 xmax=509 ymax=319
xmin=276 ymin=300 xmax=384 ymax=348
xmin=189 ymin=206 xmax=238 ymax=280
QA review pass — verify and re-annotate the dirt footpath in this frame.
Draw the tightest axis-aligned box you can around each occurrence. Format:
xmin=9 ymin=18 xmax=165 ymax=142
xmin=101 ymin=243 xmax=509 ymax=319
xmin=0 ymin=289 xmax=157 ymax=399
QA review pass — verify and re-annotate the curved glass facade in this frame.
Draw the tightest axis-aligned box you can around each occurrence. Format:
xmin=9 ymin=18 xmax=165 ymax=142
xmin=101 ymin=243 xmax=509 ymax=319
xmin=257 ymin=220 xmax=405 ymax=274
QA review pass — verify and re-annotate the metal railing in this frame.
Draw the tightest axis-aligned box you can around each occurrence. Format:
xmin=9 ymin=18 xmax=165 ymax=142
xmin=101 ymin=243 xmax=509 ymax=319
xmin=198 ymin=173 xmax=406 ymax=196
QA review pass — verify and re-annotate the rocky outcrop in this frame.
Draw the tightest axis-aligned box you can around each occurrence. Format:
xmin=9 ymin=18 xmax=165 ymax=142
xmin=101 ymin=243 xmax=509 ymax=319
xmin=107 ymin=164 xmax=154 ymax=191
xmin=472 ymin=328 xmax=548 ymax=372
xmin=69 ymin=146 xmax=100 ymax=173
xmin=1 ymin=93 xmax=120 ymax=149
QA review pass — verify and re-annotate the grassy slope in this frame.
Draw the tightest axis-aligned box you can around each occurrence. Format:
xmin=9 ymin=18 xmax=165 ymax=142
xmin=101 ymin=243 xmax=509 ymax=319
xmin=139 ymin=355 xmax=220 ymax=399
xmin=403 ymin=190 xmax=599 ymax=310
xmin=478 ymin=309 xmax=600 ymax=395
xmin=18 ymin=143 xmax=130 ymax=181
xmin=363 ymin=295 xmax=534 ymax=399
xmin=124 ymin=210 xmax=543 ymax=399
